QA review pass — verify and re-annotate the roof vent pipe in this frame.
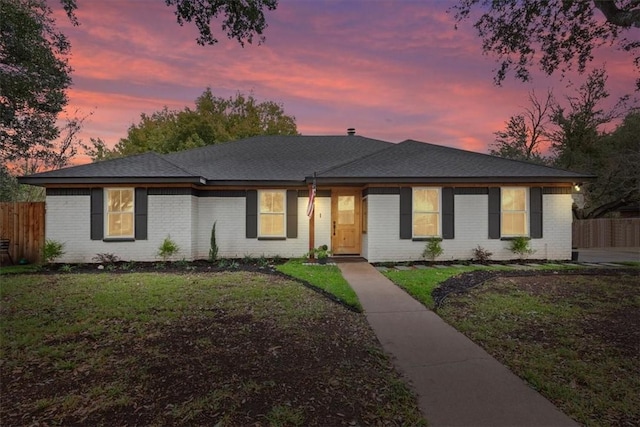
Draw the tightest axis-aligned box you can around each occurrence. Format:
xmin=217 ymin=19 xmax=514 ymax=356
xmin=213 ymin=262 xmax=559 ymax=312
xmin=347 ymin=128 xmax=356 ymax=136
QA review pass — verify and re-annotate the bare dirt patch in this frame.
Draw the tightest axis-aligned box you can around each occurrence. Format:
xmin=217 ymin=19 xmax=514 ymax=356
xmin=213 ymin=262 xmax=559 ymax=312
xmin=1 ymin=272 xmax=425 ymax=426
xmin=437 ymin=270 xmax=640 ymax=426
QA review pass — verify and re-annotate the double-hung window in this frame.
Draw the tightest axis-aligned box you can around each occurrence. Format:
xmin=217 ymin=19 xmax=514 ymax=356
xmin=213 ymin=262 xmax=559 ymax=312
xmin=105 ymin=188 xmax=134 ymax=238
xmin=501 ymin=187 xmax=528 ymax=237
xmin=413 ymin=187 xmax=441 ymax=238
xmin=259 ymin=190 xmax=286 ymax=237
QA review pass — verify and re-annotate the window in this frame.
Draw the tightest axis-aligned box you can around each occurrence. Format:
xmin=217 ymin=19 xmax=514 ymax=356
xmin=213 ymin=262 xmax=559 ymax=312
xmin=501 ymin=187 xmax=528 ymax=236
xmin=413 ymin=188 xmax=440 ymax=237
xmin=105 ymin=188 xmax=134 ymax=238
xmin=259 ymin=190 xmax=286 ymax=237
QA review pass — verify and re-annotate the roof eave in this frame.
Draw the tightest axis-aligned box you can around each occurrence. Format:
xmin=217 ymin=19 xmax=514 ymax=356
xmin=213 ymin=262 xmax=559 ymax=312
xmin=311 ymin=176 xmax=594 ymax=185
xmin=204 ymin=180 xmax=306 ymax=187
xmin=17 ymin=176 xmax=206 ymax=186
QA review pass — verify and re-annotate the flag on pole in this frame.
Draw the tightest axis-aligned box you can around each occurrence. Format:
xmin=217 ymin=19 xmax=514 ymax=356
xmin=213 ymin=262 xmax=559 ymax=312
xmin=306 ymin=177 xmax=316 ymax=218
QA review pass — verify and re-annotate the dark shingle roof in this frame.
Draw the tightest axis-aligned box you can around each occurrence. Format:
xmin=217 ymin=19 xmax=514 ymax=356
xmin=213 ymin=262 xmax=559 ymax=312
xmin=19 ymin=152 xmax=202 ymax=184
xmin=164 ymin=135 xmax=392 ymax=182
xmin=19 ymin=135 xmax=591 ymax=185
xmin=318 ymin=140 xmax=590 ymax=183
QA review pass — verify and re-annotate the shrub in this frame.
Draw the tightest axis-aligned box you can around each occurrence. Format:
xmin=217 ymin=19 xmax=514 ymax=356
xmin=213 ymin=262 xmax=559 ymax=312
xmin=422 ymin=239 xmax=443 ymax=262
xmin=209 ymin=221 xmax=218 ymax=262
xmin=43 ymin=239 xmax=65 ymax=264
xmin=508 ymin=236 xmax=535 ymax=260
xmin=157 ymin=235 xmax=180 ymax=262
xmin=472 ymin=245 xmax=493 ymax=264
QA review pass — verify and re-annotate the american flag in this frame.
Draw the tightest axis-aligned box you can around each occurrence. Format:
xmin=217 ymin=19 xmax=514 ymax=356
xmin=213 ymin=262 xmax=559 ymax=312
xmin=306 ymin=179 xmax=316 ymax=218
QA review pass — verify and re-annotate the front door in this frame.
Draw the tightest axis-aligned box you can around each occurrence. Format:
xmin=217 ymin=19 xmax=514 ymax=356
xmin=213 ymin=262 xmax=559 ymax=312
xmin=331 ymin=189 xmax=361 ymax=255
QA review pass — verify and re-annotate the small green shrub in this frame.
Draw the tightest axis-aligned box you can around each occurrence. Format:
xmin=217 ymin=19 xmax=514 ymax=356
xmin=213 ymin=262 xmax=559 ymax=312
xmin=120 ymin=261 xmax=136 ymax=271
xmin=258 ymin=255 xmax=270 ymax=268
xmin=508 ymin=236 xmax=535 ymax=260
xmin=472 ymin=245 xmax=493 ymax=264
xmin=43 ymin=239 xmax=65 ymax=264
xmin=157 ymin=236 xmax=180 ymax=262
xmin=209 ymin=221 xmax=218 ymax=262
xmin=422 ymin=239 xmax=443 ymax=262
xmin=59 ymin=264 xmax=74 ymax=272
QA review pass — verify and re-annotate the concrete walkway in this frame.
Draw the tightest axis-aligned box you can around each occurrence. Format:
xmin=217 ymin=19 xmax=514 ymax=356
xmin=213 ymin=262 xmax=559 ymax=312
xmin=337 ymin=261 xmax=578 ymax=427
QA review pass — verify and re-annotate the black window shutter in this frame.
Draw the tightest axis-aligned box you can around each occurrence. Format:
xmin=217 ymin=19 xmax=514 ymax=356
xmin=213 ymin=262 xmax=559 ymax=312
xmin=286 ymin=190 xmax=298 ymax=238
xmin=90 ymin=188 xmax=104 ymax=240
xmin=135 ymin=188 xmax=148 ymax=240
xmin=488 ymin=187 xmax=501 ymax=239
xmin=399 ymin=187 xmax=412 ymax=239
xmin=530 ymin=187 xmax=543 ymax=239
xmin=246 ymin=190 xmax=258 ymax=238
xmin=442 ymin=187 xmax=455 ymax=239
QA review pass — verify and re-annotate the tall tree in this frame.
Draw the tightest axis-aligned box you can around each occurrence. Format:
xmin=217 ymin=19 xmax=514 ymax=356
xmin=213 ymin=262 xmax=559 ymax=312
xmin=549 ymin=69 xmax=626 ymax=170
xmin=59 ymin=0 xmax=278 ymax=46
xmin=0 ymin=0 xmax=72 ymax=170
xmin=581 ymin=110 xmax=640 ymax=219
xmin=86 ymin=89 xmax=298 ymax=160
xmin=490 ymin=90 xmax=554 ymax=164
xmin=550 ymin=69 xmax=635 ymax=218
xmin=452 ymin=0 xmax=640 ymax=89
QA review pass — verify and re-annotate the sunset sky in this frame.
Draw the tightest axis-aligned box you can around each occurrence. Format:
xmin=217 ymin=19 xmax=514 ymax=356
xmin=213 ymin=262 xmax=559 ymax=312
xmin=52 ymin=0 xmax=638 ymax=157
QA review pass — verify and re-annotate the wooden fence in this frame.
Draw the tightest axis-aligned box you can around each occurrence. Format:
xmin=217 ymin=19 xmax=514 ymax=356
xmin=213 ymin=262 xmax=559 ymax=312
xmin=0 ymin=202 xmax=45 ymax=265
xmin=572 ymin=218 xmax=640 ymax=248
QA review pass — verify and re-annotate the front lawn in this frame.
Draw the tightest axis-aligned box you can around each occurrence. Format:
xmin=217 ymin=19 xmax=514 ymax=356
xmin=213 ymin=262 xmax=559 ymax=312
xmin=438 ymin=272 xmax=640 ymax=426
xmin=277 ymin=259 xmax=362 ymax=311
xmin=383 ymin=266 xmax=481 ymax=309
xmin=0 ymin=272 xmax=425 ymax=426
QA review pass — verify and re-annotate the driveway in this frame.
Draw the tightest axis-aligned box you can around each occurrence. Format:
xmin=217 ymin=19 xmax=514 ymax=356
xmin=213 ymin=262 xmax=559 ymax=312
xmin=577 ymin=247 xmax=640 ymax=263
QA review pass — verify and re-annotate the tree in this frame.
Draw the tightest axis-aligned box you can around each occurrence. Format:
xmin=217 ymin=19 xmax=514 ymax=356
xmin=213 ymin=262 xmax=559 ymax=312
xmin=582 ymin=110 xmax=640 ymax=219
xmin=549 ymin=69 xmax=636 ymax=218
xmin=1 ymin=0 xmax=72 ymax=169
xmin=59 ymin=0 xmax=278 ymax=46
xmin=85 ymin=89 xmax=298 ymax=160
xmin=549 ymin=69 xmax=626 ymax=170
xmin=452 ymin=0 xmax=640 ymax=89
xmin=490 ymin=90 xmax=554 ymax=164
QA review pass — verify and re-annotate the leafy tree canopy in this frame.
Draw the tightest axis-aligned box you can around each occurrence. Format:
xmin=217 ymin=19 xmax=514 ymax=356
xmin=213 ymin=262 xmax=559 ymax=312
xmin=87 ymin=89 xmax=298 ymax=160
xmin=453 ymin=0 xmax=640 ymax=89
xmin=0 ymin=0 xmax=72 ymax=170
xmin=58 ymin=0 xmax=278 ymax=46
xmin=492 ymin=69 xmax=638 ymax=219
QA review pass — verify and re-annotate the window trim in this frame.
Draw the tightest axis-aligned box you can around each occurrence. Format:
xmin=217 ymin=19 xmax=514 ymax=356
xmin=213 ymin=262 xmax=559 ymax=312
xmin=104 ymin=187 xmax=135 ymax=239
xmin=412 ymin=187 xmax=442 ymax=238
xmin=500 ymin=187 xmax=529 ymax=237
xmin=258 ymin=189 xmax=287 ymax=238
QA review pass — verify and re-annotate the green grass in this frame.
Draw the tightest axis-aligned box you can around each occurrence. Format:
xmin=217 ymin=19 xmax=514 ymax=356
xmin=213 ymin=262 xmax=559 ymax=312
xmin=438 ymin=273 xmax=640 ymax=426
xmin=0 ymin=264 xmax=41 ymax=274
xmin=1 ymin=272 xmax=425 ymax=426
xmin=383 ymin=266 xmax=482 ymax=309
xmin=277 ymin=259 xmax=362 ymax=311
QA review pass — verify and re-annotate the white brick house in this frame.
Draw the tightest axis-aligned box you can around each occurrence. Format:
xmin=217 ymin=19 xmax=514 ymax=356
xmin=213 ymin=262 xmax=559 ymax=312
xmin=20 ymin=134 xmax=589 ymax=263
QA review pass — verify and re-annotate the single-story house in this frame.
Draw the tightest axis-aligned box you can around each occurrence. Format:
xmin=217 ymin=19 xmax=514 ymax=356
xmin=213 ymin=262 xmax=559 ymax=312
xmin=19 ymin=133 xmax=590 ymax=263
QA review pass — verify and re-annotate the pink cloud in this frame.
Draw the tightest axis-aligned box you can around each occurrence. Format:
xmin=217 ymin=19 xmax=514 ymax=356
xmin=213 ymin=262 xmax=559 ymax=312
xmin=48 ymin=0 xmax=638 ymax=162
